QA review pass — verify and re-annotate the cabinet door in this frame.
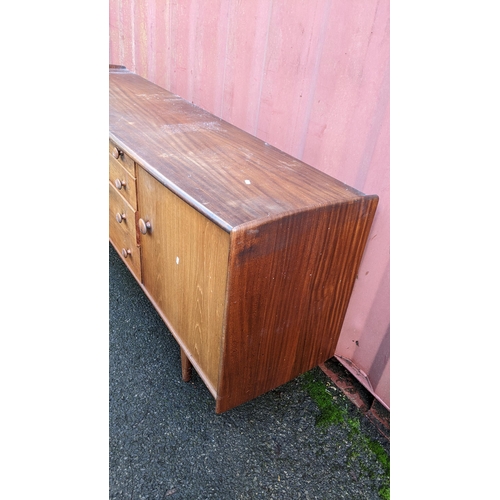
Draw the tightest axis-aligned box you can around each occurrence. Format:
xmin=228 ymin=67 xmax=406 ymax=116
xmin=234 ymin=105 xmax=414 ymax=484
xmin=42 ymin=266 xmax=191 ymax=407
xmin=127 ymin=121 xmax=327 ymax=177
xmin=136 ymin=167 xmax=230 ymax=394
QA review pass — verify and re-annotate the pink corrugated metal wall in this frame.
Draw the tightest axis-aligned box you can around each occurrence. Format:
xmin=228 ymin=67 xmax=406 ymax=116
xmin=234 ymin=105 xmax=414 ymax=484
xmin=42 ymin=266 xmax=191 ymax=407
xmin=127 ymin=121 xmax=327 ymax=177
xmin=109 ymin=0 xmax=390 ymax=409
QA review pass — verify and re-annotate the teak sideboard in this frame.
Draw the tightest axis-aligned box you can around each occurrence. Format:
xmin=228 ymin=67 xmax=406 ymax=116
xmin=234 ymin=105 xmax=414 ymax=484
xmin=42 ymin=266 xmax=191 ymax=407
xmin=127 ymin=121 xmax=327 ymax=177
xmin=109 ymin=65 xmax=378 ymax=413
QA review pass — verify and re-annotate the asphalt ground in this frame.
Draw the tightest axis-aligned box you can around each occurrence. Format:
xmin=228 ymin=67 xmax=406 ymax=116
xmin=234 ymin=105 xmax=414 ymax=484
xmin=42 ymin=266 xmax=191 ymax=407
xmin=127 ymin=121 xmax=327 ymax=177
xmin=109 ymin=243 xmax=390 ymax=499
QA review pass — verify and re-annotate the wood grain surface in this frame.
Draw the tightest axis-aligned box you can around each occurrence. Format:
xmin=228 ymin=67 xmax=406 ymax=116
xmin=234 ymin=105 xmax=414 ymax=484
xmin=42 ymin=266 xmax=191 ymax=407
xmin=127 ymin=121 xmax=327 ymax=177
xmin=109 ymin=154 xmax=137 ymax=209
xmin=109 ymin=182 xmax=141 ymax=281
xmin=110 ymin=71 xmax=370 ymax=232
xmin=109 ymin=139 xmax=136 ymax=176
xmin=216 ymin=196 xmax=378 ymax=412
xmin=109 ymin=67 xmax=379 ymax=412
xmin=137 ymin=167 xmax=230 ymax=393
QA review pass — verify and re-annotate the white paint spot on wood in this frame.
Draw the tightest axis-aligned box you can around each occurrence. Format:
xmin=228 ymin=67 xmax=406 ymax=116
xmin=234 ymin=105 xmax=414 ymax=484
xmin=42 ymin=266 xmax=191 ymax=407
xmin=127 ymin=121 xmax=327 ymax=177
xmin=245 ymin=179 xmax=251 ymax=185
xmin=176 ymin=257 xmax=180 ymax=265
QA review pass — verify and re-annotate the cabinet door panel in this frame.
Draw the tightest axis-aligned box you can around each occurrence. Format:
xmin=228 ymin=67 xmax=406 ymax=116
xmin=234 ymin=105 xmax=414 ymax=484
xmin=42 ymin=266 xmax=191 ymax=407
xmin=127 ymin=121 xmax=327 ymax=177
xmin=137 ymin=167 xmax=230 ymax=392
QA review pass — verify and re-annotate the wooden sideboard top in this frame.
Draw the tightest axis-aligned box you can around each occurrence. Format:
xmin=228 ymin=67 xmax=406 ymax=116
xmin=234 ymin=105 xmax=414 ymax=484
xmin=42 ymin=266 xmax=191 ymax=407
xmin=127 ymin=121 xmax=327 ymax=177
xmin=109 ymin=67 xmax=376 ymax=232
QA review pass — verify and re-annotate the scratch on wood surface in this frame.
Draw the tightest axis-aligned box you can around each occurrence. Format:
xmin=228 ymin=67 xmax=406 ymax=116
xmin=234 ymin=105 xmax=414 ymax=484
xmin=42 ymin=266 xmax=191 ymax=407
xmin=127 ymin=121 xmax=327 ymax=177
xmin=160 ymin=122 xmax=222 ymax=134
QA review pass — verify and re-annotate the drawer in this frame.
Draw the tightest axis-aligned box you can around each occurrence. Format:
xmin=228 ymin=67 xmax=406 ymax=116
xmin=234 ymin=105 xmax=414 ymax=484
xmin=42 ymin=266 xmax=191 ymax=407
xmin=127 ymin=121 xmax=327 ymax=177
xmin=109 ymin=182 xmax=141 ymax=281
xmin=109 ymin=155 xmax=137 ymax=209
xmin=109 ymin=141 xmax=135 ymax=176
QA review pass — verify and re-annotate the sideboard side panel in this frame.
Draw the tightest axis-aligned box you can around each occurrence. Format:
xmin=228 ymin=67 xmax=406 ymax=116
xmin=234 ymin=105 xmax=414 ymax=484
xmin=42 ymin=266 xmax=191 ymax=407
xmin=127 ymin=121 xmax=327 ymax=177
xmin=216 ymin=195 xmax=378 ymax=413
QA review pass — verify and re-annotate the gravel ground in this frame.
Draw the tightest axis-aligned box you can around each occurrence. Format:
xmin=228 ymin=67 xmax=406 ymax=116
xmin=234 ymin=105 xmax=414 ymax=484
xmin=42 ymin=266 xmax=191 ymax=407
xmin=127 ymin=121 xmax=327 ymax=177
xmin=109 ymin=243 xmax=390 ymax=499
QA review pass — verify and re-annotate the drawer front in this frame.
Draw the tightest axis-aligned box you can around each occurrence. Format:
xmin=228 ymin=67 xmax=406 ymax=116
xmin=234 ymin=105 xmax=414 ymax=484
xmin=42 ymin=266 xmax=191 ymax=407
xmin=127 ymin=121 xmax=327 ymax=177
xmin=109 ymin=141 xmax=135 ymax=176
xmin=109 ymin=182 xmax=141 ymax=280
xmin=109 ymin=155 xmax=137 ymax=209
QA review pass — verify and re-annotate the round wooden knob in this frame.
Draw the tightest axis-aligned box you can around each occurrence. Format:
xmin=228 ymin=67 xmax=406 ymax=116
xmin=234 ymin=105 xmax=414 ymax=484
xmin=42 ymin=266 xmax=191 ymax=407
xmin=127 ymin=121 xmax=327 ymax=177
xmin=121 ymin=248 xmax=131 ymax=259
xmin=115 ymin=178 xmax=126 ymax=190
xmin=138 ymin=218 xmax=151 ymax=235
xmin=116 ymin=212 xmax=126 ymax=223
xmin=112 ymin=147 xmax=121 ymax=159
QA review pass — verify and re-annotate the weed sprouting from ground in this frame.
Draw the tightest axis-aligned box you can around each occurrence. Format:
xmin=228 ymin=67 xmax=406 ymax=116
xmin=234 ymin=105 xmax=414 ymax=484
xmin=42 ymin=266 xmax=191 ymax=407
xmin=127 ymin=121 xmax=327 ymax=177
xmin=302 ymin=370 xmax=390 ymax=499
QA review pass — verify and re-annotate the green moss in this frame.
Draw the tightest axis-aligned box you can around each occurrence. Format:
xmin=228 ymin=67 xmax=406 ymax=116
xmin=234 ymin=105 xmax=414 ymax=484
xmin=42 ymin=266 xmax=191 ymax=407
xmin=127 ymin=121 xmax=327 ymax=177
xmin=302 ymin=371 xmax=347 ymax=426
xmin=348 ymin=417 xmax=361 ymax=436
xmin=379 ymin=485 xmax=390 ymax=500
xmin=368 ymin=439 xmax=390 ymax=475
xmin=302 ymin=369 xmax=390 ymax=500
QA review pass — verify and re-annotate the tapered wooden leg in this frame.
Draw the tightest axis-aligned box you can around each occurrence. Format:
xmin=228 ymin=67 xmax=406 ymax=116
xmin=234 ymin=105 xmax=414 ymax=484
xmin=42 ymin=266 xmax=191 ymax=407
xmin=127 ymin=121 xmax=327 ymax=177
xmin=181 ymin=349 xmax=192 ymax=382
